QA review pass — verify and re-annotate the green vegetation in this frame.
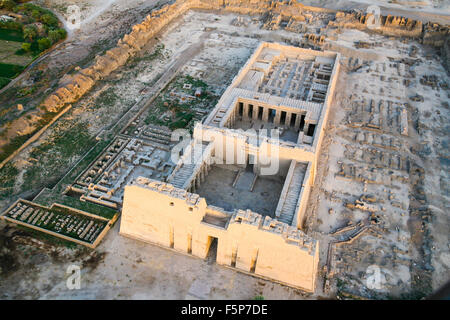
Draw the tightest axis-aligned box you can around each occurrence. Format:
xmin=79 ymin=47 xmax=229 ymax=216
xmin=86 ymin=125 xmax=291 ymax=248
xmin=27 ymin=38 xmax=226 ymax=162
xmin=23 ymin=121 xmax=94 ymax=189
xmin=0 ymin=0 xmax=66 ymax=89
xmin=37 ymin=37 xmax=51 ymax=51
xmin=0 ymin=162 xmax=18 ymax=197
xmin=95 ymin=86 xmax=120 ymax=108
xmin=21 ymin=42 xmax=30 ymax=52
xmin=130 ymin=43 xmax=167 ymax=65
xmin=0 ymin=1 xmax=66 ymax=51
xmin=6 ymin=201 xmax=108 ymax=243
xmin=253 ymin=295 xmax=265 ymax=300
xmin=182 ymin=75 xmax=209 ymax=90
xmin=0 ymin=110 xmax=60 ymax=163
xmin=143 ymin=75 xmax=218 ymax=132
xmin=17 ymin=85 xmax=35 ymax=96
xmin=0 ymin=28 xmax=23 ymax=42
xmin=0 ymin=131 xmax=34 ymax=162
xmin=0 ymin=76 xmax=10 ymax=88
xmin=52 ymin=138 xmax=113 ymax=193
xmin=0 ymin=62 xmax=24 ymax=78
xmin=14 ymin=224 xmax=82 ymax=249
xmin=12 ymin=119 xmax=116 ymax=220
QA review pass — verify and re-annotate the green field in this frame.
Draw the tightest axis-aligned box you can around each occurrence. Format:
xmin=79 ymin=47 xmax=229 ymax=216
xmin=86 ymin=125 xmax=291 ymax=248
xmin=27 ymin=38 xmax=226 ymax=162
xmin=0 ymin=76 xmax=10 ymax=88
xmin=0 ymin=40 xmax=34 ymax=66
xmin=0 ymin=30 xmax=29 ymax=89
xmin=0 ymin=62 xmax=25 ymax=78
xmin=0 ymin=3 xmax=67 ymax=90
xmin=0 ymin=28 xmax=24 ymax=42
xmin=0 ymin=31 xmax=30 ymax=89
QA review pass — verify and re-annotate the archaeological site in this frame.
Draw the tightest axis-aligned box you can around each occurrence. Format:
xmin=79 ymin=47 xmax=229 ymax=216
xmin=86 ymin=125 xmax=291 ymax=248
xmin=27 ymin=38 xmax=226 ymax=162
xmin=0 ymin=0 xmax=448 ymax=301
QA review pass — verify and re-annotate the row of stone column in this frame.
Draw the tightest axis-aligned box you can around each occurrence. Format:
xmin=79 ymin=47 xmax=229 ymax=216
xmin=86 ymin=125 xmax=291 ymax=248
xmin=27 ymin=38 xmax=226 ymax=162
xmin=223 ymin=101 xmax=319 ymax=139
xmin=237 ymin=102 xmax=310 ymax=131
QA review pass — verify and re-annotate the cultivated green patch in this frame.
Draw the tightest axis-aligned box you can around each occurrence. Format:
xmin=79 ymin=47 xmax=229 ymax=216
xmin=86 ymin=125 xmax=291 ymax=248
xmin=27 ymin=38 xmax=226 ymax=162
xmin=0 ymin=0 xmax=67 ymax=89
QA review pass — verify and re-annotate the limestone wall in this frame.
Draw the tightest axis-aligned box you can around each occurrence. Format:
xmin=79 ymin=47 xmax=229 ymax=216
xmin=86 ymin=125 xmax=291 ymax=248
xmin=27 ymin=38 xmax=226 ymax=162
xmin=120 ymin=177 xmax=319 ymax=291
xmin=293 ymin=161 xmax=313 ymax=229
xmin=310 ymin=52 xmax=340 ymax=181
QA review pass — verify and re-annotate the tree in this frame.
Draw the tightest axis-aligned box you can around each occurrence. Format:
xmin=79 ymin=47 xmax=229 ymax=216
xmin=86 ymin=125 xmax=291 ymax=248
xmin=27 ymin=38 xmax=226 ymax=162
xmin=21 ymin=42 xmax=31 ymax=52
xmin=56 ymin=28 xmax=67 ymax=39
xmin=41 ymin=13 xmax=58 ymax=28
xmin=37 ymin=37 xmax=51 ymax=51
xmin=48 ymin=29 xmax=60 ymax=44
xmin=48 ymin=28 xmax=67 ymax=44
xmin=22 ymin=25 xmax=37 ymax=42
xmin=31 ymin=9 xmax=40 ymax=20
xmin=0 ymin=0 xmax=16 ymax=11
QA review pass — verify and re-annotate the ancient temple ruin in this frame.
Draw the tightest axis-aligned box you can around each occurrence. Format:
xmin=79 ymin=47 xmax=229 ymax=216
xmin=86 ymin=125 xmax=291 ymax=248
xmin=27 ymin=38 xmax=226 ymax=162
xmin=120 ymin=43 xmax=340 ymax=291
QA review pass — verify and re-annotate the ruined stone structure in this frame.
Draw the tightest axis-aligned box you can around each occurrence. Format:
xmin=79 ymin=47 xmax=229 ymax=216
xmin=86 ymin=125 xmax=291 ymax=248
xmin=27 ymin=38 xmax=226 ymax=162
xmin=330 ymin=11 xmax=423 ymax=38
xmin=41 ymin=0 xmax=196 ymax=113
xmin=121 ymin=178 xmax=319 ymax=291
xmin=40 ymin=0 xmax=443 ymax=114
xmin=120 ymin=43 xmax=339 ymax=291
xmin=5 ymin=0 xmax=446 ymax=171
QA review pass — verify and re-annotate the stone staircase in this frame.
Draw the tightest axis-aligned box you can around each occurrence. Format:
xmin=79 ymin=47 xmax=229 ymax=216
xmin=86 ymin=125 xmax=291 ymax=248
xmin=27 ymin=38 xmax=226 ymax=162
xmin=278 ymin=162 xmax=307 ymax=225
xmin=168 ymin=142 xmax=209 ymax=189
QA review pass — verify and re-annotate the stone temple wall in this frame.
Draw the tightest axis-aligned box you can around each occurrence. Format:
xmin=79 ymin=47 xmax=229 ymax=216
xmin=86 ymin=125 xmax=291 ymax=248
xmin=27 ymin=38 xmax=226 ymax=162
xmin=120 ymin=177 xmax=319 ymax=291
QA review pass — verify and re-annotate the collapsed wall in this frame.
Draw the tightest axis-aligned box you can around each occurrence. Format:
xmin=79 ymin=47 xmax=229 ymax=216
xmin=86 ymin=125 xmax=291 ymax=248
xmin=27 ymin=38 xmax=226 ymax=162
xmin=120 ymin=177 xmax=319 ymax=291
xmin=422 ymin=22 xmax=450 ymax=47
xmin=441 ymin=37 xmax=450 ymax=74
xmin=329 ymin=11 xmax=423 ymax=38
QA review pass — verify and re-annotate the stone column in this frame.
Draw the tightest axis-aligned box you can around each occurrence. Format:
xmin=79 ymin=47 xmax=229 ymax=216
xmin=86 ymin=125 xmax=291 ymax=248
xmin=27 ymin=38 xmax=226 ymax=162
xmin=274 ymin=110 xmax=281 ymax=125
xmin=303 ymin=122 xmax=310 ymax=136
xmin=262 ymin=107 xmax=269 ymax=122
xmin=243 ymin=104 xmax=249 ymax=120
xmin=200 ymin=166 xmax=205 ymax=183
xmin=294 ymin=113 xmax=301 ymax=130
xmin=253 ymin=106 xmax=259 ymax=120
xmin=285 ymin=112 xmax=292 ymax=127
xmin=196 ymin=176 xmax=201 ymax=189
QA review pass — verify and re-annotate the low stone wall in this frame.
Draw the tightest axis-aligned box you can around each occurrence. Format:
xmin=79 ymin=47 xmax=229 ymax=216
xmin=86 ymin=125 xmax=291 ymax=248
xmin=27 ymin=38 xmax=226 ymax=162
xmin=293 ymin=161 xmax=313 ymax=229
xmin=0 ymin=104 xmax=72 ymax=169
